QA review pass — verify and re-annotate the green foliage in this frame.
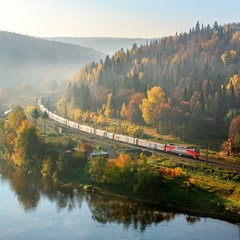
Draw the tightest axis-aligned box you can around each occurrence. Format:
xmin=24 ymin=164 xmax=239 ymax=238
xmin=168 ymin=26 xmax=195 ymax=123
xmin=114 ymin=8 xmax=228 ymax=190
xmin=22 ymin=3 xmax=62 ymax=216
xmin=177 ymin=162 xmax=240 ymax=182
xmin=31 ymin=108 xmax=40 ymax=121
xmin=87 ymin=155 xmax=107 ymax=183
xmin=41 ymin=111 xmax=49 ymax=120
xmin=134 ymin=166 xmax=163 ymax=197
xmin=87 ymin=153 xmax=164 ymax=197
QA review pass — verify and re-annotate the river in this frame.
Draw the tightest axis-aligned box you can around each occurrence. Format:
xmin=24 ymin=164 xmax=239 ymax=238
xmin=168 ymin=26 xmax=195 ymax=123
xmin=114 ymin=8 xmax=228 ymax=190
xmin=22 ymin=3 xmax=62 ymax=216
xmin=0 ymin=159 xmax=239 ymax=240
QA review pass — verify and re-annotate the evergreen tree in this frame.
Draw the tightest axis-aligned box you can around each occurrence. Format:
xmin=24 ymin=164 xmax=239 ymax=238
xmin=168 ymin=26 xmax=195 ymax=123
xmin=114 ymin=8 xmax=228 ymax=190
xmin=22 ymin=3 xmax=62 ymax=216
xmin=229 ymin=84 xmax=236 ymax=109
xmin=200 ymin=91 xmax=205 ymax=114
xmin=31 ymin=108 xmax=40 ymax=126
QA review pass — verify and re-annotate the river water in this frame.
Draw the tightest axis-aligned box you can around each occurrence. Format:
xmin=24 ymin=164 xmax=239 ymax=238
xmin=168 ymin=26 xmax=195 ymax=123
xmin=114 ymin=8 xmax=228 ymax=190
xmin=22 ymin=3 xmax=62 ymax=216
xmin=0 ymin=160 xmax=239 ymax=240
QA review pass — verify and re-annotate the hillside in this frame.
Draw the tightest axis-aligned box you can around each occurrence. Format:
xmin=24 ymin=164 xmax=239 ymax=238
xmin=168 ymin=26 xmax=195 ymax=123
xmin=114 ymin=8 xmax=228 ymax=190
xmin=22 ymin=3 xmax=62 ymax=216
xmin=46 ymin=37 xmax=149 ymax=55
xmin=61 ymin=22 xmax=240 ymax=150
xmin=0 ymin=31 xmax=106 ymax=88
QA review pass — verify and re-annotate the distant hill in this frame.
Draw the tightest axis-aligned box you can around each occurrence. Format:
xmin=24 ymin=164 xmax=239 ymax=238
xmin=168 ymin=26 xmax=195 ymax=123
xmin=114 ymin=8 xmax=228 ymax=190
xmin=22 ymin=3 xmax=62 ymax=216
xmin=0 ymin=31 xmax=105 ymax=88
xmin=46 ymin=37 xmax=149 ymax=55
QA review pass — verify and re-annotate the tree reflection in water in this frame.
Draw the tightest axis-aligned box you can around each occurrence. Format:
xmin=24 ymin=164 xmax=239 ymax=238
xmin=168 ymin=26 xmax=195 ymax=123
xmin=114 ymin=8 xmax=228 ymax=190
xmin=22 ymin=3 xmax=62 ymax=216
xmin=6 ymin=166 xmax=40 ymax=211
xmin=0 ymin=159 xmax=202 ymax=232
xmin=185 ymin=215 xmax=201 ymax=224
xmin=86 ymin=193 xmax=179 ymax=231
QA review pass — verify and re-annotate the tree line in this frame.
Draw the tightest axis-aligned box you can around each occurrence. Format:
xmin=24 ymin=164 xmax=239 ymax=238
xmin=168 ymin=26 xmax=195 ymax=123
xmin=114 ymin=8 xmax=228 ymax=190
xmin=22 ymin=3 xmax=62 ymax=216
xmin=0 ymin=106 xmax=89 ymax=177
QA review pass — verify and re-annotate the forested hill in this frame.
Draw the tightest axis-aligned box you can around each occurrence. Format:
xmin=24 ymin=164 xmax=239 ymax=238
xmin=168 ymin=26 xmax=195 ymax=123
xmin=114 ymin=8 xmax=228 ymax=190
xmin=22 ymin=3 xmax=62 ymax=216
xmin=46 ymin=37 xmax=148 ymax=55
xmin=0 ymin=31 xmax=105 ymax=88
xmin=62 ymin=22 xmax=240 ymax=150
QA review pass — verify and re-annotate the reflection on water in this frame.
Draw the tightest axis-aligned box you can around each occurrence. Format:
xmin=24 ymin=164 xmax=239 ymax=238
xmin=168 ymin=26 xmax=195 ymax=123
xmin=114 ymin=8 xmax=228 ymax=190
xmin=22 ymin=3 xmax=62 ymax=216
xmin=0 ymin=159 xmax=200 ymax=229
xmin=0 ymin=159 xmax=239 ymax=240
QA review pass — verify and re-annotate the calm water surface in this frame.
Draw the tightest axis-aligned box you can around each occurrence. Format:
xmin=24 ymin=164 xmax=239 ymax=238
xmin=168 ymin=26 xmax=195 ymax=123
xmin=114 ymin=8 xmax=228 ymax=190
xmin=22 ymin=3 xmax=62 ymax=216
xmin=0 ymin=160 xmax=239 ymax=240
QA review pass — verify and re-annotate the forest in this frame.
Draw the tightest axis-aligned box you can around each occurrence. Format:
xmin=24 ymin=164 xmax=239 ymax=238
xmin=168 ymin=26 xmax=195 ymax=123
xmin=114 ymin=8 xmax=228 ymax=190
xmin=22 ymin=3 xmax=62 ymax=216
xmin=59 ymin=22 xmax=240 ymax=154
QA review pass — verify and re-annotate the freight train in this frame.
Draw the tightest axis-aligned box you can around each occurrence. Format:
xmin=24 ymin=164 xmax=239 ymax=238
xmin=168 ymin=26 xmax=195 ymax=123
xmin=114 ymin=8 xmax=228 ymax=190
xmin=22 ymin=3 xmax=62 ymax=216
xmin=38 ymin=97 xmax=200 ymax=159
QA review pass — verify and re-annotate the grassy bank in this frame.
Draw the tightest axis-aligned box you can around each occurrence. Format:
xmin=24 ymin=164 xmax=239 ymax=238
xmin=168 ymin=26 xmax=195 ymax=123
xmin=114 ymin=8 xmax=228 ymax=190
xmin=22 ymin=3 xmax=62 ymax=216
xmin=56 ymin=155 xmax=240 ymax=223
xmin=156 ymin=173 xmax=240 ymax=223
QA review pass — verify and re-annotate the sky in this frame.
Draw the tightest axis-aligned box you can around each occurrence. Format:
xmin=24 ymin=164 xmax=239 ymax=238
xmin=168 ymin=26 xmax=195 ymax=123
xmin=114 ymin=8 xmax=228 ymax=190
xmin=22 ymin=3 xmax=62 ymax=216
xmin=0 ymin=0 xmax=240 ymax=38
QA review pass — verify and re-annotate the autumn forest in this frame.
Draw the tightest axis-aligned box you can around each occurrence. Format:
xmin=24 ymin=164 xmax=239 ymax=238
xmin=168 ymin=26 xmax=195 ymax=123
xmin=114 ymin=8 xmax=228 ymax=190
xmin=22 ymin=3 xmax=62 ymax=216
xmin=59 ymin=22 xmax=240 ymax=153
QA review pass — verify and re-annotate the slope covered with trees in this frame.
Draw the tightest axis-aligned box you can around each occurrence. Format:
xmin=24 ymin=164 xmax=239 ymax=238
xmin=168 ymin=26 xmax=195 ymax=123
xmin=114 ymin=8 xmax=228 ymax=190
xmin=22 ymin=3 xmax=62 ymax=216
xmin=46 ymin=37 xmax=148 ymax=55
xmin=61 ymin=22 xmax=240 ymax=151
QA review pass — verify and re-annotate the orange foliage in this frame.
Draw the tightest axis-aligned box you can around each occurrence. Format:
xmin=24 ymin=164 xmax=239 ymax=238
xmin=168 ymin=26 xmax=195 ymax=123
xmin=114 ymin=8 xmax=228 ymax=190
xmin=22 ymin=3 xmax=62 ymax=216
xmin=115 ymin=154 xmax=133 ymax=169
xmin=158 ymin=167 xmax=182 ymax=177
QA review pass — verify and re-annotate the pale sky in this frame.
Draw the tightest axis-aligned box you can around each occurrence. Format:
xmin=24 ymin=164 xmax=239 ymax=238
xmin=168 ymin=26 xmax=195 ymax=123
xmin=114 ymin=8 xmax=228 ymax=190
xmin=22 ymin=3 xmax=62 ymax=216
xmin=0 ymin=0 xmax=239 ymax=38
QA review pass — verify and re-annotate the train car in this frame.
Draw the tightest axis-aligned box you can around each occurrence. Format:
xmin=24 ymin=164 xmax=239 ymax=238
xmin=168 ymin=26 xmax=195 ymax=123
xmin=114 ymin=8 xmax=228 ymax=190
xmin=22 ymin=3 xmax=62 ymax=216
xmin=39 ymin=104 xmax=45 ymax=113
xmin=104 ymin=132 xmax=114 ymax=139
xmin=95 ymin=129 xmax=106 ymax=137
xmin=68 ymin=120 xmax=79 ymax=129
xmin=114 ymin=134 xmax=136 ymax=145
xmin=49 ymin=112 xmax=58 ymax=121
xmin=153 ymin=142 xmax=166 ymax=151
xmin=136 ymin=139 xmax=166 ymax=151
xmin=59 ymin=117 xmax=68 ymax=125
xmin=136 ymin=138 xmax=150 ymax=148
xmin=79 ymin=124 xmax=94 ymax=134
xmin=166 ymin=144 xmax=200 ymax=159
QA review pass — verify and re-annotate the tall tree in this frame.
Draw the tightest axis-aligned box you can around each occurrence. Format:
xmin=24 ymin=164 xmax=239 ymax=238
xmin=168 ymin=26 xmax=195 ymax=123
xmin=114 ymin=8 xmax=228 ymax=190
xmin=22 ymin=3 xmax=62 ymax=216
xmin=31 ymin=108 xmax=40 ymax=126
xmin=104 ymin=93 xmax=116 ymax=118
xmin=12 ymin=120 xmax=42 ymax=169
xmin=140 ymin=86 xmax=165 ymax=126
xmin=127 ymin=93 xmax=145 ymax=124
xmin=228 ymin=115 xmax=240 ymax=151
xmin=41 ymin=111 xmax=49 ymax=133
xmin=6 ymin=106 xmax=26 ymax=132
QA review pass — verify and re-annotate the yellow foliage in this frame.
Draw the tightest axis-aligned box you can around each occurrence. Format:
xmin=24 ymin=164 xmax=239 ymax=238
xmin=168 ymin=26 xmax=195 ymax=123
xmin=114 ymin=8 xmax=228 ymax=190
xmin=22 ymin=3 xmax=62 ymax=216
xmin=230 ymin=74 xmax=240 ymax=91
xmin=116 ymin=154 xmax=133 ymax=169
xmin=120 ymin=103 xmax=128 ymax=119
xmin=133 ymin=59 xmax=138 ymax=65
xmin=158 ymin=167 xmax=182 ymax=178
xmin=140 ymin=86 xmax=165 ymax=125
xmin=73 ymin=108 xmax=82 ymax=122
xmin=147 ymin=86 xmax=165 ymax=104
xmin=141 ymin=57 xmax=149 ymax=64
xmin=12 ymin=147 xmax=24 ymax=166
xmin=25 ymin=105 xmax=36 ymax=116
xmin=41 ymin=158 xmax=52 ymax=177
xmin=221 ymin=50 xmax=238 ymax=66
xmin=230 ymin=31 xmax=240 ymax=43
xmin=6 ymin=106 xmax=26 ymax=132
xmin=139 ymin=72 xmax=145 ymax=81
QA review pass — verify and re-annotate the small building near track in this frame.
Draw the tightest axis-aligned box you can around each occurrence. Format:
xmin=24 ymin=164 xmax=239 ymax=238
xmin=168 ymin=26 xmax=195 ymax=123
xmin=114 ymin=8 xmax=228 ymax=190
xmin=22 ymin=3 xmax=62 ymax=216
xmin=90 ymin=150 xmax=109 ymax=160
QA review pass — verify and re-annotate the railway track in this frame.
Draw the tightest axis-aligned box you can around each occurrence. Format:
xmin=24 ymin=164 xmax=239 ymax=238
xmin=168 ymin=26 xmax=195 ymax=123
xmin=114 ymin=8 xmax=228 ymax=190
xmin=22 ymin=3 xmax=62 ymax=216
xmin=43 ymin=115 xmax=240 ymax=172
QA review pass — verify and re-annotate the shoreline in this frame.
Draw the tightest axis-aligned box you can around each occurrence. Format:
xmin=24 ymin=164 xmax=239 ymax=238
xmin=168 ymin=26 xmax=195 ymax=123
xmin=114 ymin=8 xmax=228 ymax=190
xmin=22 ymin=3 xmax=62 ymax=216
xmin=54 ymin=178 xmax=240 ymax=224
xmin=1 ymin=155 xmax=240 ymax=224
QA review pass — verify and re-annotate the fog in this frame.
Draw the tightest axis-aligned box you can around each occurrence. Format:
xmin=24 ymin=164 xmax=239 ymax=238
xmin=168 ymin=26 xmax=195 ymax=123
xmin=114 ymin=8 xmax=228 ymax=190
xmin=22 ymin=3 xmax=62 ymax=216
xmin=0 ymin=62 xmax=84 ymax=89
xmin=0 ymin=31 xmax=106 ymax=89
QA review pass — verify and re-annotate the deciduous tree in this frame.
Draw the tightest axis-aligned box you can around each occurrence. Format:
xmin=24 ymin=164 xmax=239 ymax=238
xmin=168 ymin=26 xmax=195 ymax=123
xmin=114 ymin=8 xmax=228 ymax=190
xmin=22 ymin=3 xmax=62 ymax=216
xmin=127 ymin=93 xmax=145 ymax=124
xmin=140 ymin=86 xmax=165 ymax=126
xmin=228 ymin=115 xmax=240 ymax=151
xmin=12 ymin=120 xmax=41 ymax=169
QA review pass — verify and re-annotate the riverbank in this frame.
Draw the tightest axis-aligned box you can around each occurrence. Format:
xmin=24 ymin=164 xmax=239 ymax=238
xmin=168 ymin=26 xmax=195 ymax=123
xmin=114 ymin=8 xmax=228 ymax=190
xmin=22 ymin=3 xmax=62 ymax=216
xmin=1 ymin=152 xmax=240 ymax=224
xmin=54 ymin=157 xmax=240 ymax=224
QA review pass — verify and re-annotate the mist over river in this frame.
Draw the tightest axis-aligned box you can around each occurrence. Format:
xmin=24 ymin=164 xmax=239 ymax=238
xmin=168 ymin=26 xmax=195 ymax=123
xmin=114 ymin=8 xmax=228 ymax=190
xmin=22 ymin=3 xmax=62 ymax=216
xmin=0 ymin=159 xmax=239 ymax=240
